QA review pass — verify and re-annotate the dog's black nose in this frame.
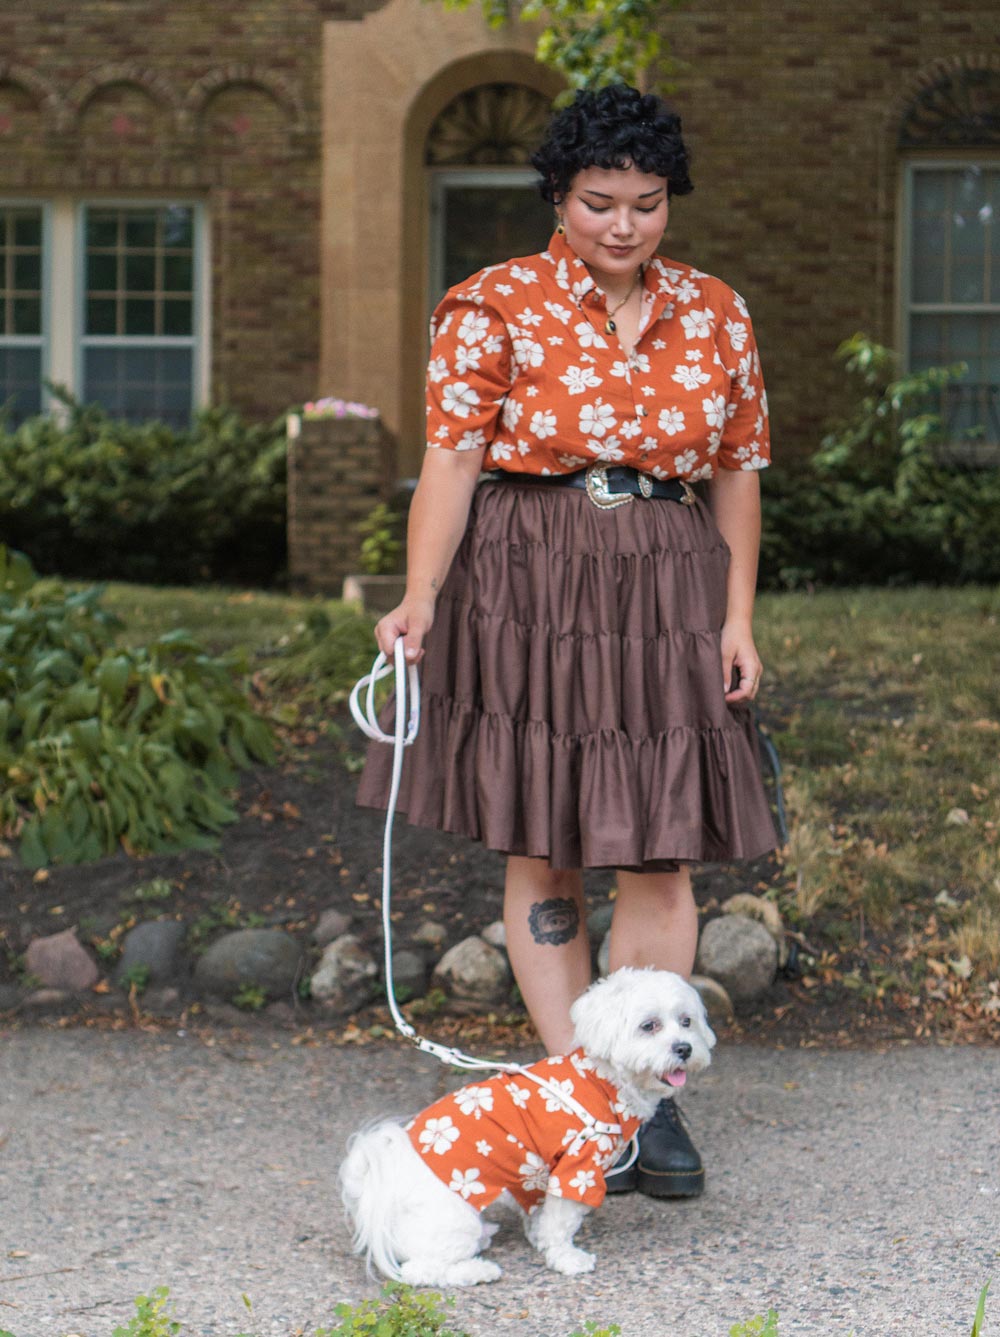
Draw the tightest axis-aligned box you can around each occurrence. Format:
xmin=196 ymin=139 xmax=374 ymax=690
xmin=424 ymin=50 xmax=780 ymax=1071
xmin=673 ymin=1041 xmax=692 ymax=1061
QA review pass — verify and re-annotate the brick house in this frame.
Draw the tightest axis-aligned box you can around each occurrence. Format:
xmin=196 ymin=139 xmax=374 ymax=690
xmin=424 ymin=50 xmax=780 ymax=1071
xmin=1 ymin=0 xmax=997 ymax=578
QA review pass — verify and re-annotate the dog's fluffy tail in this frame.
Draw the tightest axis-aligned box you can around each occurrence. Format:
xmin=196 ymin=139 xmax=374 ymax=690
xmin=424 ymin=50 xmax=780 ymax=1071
xmin=339 ymin=1120 xmax=412 ymax=1280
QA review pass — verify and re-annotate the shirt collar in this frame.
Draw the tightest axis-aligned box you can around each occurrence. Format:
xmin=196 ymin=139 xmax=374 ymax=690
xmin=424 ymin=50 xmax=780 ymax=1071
xmin=544 ymin=229 xmax=678 ymax=327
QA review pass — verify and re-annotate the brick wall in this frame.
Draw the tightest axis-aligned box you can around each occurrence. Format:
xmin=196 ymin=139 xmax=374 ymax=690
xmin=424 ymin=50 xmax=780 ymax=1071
xmin=0 ymin=2 xmax=346 ymax=424
xmin=287 ymin=414 xmax=396 ymax=592
xmin=656 ymin=0 xmax=1000 ymax=459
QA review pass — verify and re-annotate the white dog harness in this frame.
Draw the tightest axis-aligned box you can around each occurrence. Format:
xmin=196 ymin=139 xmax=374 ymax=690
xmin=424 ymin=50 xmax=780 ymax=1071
xmin=349 ymin=641 xmax=636 ymax=1161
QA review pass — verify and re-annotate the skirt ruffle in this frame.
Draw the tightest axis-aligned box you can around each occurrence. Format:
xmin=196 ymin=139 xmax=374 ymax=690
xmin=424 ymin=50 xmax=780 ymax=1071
xmin=356 ymin=478 xmax=777 ymax=872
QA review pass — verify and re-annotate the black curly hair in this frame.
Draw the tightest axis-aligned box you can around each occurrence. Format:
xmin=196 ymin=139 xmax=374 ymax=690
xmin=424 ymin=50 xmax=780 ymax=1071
xmin=531 ymin=84 xmax=693 ymax=204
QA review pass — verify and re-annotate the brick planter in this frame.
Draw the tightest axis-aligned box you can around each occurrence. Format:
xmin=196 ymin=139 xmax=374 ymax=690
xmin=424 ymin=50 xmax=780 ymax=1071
xmin=287 ymin=413 xmax=397 ymax=594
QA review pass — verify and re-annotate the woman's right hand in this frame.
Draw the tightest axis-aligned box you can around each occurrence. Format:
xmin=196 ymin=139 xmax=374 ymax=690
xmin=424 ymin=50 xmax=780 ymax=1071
xmin=375 ymin=595 xmax=436 ymax=665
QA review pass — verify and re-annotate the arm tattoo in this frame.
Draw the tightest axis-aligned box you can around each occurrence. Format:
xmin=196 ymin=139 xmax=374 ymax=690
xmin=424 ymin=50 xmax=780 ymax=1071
xmin=528 ymin=897 xmax=580 ymax=946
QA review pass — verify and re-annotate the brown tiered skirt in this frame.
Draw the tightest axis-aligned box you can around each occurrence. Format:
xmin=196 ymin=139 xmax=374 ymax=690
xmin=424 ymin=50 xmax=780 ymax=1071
xmin=355 ymin=476 xmax=777 ymax=872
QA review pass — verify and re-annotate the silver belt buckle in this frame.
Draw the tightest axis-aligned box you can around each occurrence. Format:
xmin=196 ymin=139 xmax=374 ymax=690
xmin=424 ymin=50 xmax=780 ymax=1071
xmin=585 ymin=463 xmax=632 ymax=510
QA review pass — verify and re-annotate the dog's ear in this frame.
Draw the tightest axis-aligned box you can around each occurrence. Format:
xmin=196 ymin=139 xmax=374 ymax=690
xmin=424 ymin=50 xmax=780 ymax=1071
xmin=569 ymin=973 xmax=622 ymax=1060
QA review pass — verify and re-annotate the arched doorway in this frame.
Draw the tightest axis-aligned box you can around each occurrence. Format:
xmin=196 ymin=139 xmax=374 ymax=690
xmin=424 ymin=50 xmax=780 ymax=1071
xmin=425 ymin=82 xmax=555 ymax=305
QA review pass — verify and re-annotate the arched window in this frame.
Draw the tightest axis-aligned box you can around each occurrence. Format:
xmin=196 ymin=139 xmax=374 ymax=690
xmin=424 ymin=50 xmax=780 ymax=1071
xmin=900 ymin=66 xmax=1000 ymax=461
xmin=426 ymin=83 xmax=554 ymax=302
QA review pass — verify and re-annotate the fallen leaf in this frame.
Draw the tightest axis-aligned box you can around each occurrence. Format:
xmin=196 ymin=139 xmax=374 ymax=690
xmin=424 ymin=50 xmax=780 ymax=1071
xmin=945 ymin=807 xmax=970 ymax=826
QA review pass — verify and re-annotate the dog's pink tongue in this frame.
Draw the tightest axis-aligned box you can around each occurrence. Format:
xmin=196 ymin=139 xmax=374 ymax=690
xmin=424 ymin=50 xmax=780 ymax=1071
xmin=662 ymin=1070 xmax=687 ymax=1088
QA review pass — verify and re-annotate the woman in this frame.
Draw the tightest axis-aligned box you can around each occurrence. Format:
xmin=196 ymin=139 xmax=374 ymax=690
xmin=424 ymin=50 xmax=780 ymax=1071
xmin=357 ymin=83 xmax=776 ymax=1199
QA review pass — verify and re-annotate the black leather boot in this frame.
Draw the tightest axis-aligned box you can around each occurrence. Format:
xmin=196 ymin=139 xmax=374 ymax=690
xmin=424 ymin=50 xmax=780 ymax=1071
xmin=635 ymin=1097 xmax=704 ymax=1198
xmin=603 ymin=1136 xmax=639 ymax=1194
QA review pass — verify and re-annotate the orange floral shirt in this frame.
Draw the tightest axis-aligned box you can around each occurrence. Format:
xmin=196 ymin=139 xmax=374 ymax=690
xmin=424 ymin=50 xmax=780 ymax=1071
xmin=406 ymin=1050 xmax=643 ymax=1213
xmin=425 ymin=229 xmax=770 ymax=481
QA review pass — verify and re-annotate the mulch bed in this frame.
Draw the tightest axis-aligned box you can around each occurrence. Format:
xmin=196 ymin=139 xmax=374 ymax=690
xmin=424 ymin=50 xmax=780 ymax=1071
xmin=0 ymin=713 xmax=992 ymax=1048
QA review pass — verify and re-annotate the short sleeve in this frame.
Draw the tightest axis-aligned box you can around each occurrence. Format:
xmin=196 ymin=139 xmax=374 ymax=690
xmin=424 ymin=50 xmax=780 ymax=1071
xmin=425 ymin=293 xmax=513 ymax=454
xmin=715 ymin=289 xmax=770 ymax=473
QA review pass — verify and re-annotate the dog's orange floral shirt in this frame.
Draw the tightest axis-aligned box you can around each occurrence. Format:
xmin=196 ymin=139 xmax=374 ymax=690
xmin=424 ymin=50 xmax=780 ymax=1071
xmin=406 ymin=1049 xmax=643 ymax=1212
xmin=425 ymin=228 xmax=770 ymax=481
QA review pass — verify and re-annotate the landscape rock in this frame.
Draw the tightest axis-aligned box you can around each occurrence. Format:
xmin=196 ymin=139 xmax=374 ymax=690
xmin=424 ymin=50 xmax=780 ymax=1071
xmin=690 ymin=973 xmax=735 ymax=1024
xmin=24 ymin=929 xmax=99 ymax=992
xmin=310 ymin=934 xmax=379 ymax=1014
xmin=113 ymin=921 xmax=187 ymax=989
xmin=597 ymin=929 xmax=611 ymax=977
xmin=722 ymin=893 xmax=788 ymax=966
xmin=193 ymin=928 xmax=302 ymax=1002
xmin=140 ymin=986 xmax=183 ymax=1016
xmin=696 ymin=914 xmax=778 ymax=1006
xmin=22 ymin=989 xmax=80 ymax=1015
xmin=433 ymin=936 xmax=511 ymax=1009
xmin=480 ymin=920 xmax=507 ymax=950
xmin=313 ymin=908 xmax=352 ymax=948
xmin=412 ymin=920 xmax=447 ymax=949
xmin=587 ymin=902 xmax=615 ymax=942
xmin=389 ymin=949 xmax=427 ymax=1003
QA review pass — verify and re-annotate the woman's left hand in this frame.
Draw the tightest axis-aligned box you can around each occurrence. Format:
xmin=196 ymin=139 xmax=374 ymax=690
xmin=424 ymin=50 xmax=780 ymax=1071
xmin=721 ymin=621 xmax=763 ymax=704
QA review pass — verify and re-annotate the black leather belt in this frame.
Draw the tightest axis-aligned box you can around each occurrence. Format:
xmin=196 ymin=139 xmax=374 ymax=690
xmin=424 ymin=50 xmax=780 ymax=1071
xmin=486 ymin=463 xmax=696 ymax=510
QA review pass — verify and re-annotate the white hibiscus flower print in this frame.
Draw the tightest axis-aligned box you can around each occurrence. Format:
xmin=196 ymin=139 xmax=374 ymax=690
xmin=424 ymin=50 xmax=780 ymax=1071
xmin=450 ymin=1168 xmax=486 ymax=1199
xmin=702 ymin=393 xmax=728 ymax=429
xmin=686 ymin=349 xmax=704 ymax=362
xmin=672 ymin=363 xmax=711 ymax=391
xmin=689 ymin=462 xmax=714 ymax=482
xmin=760 ymin=389 xmax=769 ymax=416
xmin=639 ymin=435 xmax=658 ymax=452
xmin=568 ymin=1169 xmax=597 ymax=1194
xmin=530 ymin=409 xmax=558 ymax=439
xmin=435 ymin=312 xmax=453 ymax=337
xmin=546 ymin=1174 xmax=563 ymax=1198
xmin=681 ymin=307 xmax=715 ymax=340
xmin=742 ymin=379 xmax=758 ymax=401
xmin=494 ymin=283 xmax=514 ymax=295
xmin=454 ymin=344 xmax=482 ymax=375
xmin=490 ymin=440 xmax=515 ymax=462
xmin=574 ymin=321 xmax=609 ymax=350
xmin=476 ymin=1139 xmax=493 ymax=1157
xmin=506 ymin=1083 xmax=531 ymax=1109
xmin=554 ymin=259 xmax=571 ymax=290
xmin=547 ymin=336 xmax=565 ymax=347
xmin=628 ymin=352 xmax=651 ymax=374
xmin=641 ymin=385 xmax=656 ymax=396
xmin=526 ymin=385 xmax=539 ymax=396
xmin=733 ymin=291 xmax=750 ymax=318
xmin=517 ymin=439 xmax=531 ymax=456
xmin=557 ymin=453 xmax=589 ymax=469
xmin=520 ymin=1152 xmax=550 ymax=1193
xmin=706 ymin=430 xmax=721 ymax=456
xmin=578 ymin=399 xmax=616 ymax=439
xmin=652 ymin=338 xmax=667 ymax=350
xmin=511 ymin=335 xmax=545 ymax=369
xmin=458 ymin=311 xmax=490 ymax=345
xmin=456 ymin=1086 xmax=495 ymax=1119
xmin=560 ymin=365 xmax=602 ymax=395
xmin=570 ymin=279 xmax=591 ymax=303
xmin=741 ymin=453 xmax=767 ymax=471
xmin=674 ymin=278 xmax=701 ymax=304
xmin=658 ymin=406 xmax=686 ymax=436
xmin=725 ymin=318 xmax=748 ymax=351
xmin=543 ymin=301 xmax=573 ymax=325
xmin=509 ymin=264 xmax=538 ymax=284
xmin=610 ymin=360 xmax=631 ymax=380
xmin=441 ymin=382 xmax=481 ymax=419
xmin=586 ymin=437 xmax=625 ymax=463
xmin=618 ymin=418 xmax=643 ymax=440
xmin=419 ymin=1116 xmax=460 ymax=1155
xmin=502 ymin=398 xmax=523 ymax=431
xmin=483 ymin=334 xmax=505 ymax=355
xmin=427 ymin=356 xmax=448 ymax=383
xmin=674 ymin=448 xmax=698 ymax=475
xmin=516 ymin=307 xmax=543 ymax=328
xmin=457 ymin=428 xmax=486 ymax=452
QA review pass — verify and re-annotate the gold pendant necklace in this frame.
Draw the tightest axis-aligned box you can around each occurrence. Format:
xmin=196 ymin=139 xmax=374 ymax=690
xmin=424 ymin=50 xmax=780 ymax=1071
xmin=604 ymin=273 xmax=640 ymax=335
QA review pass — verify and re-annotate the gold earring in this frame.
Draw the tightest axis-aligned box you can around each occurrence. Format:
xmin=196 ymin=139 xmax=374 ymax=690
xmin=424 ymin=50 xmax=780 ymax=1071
xmin=556 ymin=220 xmax=565 ymax=235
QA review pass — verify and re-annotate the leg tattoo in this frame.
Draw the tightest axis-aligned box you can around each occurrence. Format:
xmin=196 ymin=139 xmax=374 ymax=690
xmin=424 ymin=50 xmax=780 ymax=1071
xmin=528 ymin=897 xmax=580 ymax=946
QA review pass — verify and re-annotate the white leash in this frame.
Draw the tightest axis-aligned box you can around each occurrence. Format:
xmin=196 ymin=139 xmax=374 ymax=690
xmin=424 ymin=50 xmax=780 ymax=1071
xmin=348 ymin=638 xmax=631 ymax=1148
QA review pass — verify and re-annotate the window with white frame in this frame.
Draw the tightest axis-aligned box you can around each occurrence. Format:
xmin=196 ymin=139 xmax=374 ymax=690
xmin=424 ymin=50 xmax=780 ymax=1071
xmin=904 ymin=163 xmax=1000 ymax=457
xmin=0 ymin=198 xmax=205 ymax=428
xmin=0 ymin=205 xmax=46 ymax=425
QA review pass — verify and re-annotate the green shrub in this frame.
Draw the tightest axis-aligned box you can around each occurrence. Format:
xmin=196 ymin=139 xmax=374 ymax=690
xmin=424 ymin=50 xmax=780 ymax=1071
xmin=0 ymin=546 xmax=274 ymax=867
xmin=0 ymin=393 xmax=287 ymax=586
xmin=760 ymin=334 xmax=1000 ymax=589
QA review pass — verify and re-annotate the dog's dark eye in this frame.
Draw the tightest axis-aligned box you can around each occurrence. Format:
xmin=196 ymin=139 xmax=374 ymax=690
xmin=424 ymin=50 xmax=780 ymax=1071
xmin=680 ymin=1015 xmax=691 ymax=1028
xmin=639 ymin=1018 xmax=662 ymax=1034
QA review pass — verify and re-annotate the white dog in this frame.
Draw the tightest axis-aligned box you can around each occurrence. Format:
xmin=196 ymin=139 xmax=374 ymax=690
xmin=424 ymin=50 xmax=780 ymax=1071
xmin=339 ymin=967 xmax=715 ymax=1286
